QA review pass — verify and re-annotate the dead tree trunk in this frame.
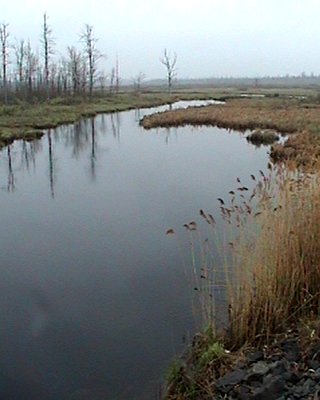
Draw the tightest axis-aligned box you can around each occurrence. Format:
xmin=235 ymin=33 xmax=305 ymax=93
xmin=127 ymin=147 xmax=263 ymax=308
xmin=0 ymin=23 xmax=9 ymax=104
xmin=160 ymin=49 xmax=177 ymax=95
xmin=80 ymin=24 xmax=101 ymax=98
xmin=41 ymin=13 xmax=54 ymax=100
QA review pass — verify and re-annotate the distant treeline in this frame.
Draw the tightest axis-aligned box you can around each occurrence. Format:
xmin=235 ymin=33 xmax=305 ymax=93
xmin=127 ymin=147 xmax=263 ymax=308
xmin=0 ymin=14 xmax=122 ymax=104
xmin=147 ymin=75 xmax=320 ymax=89
xmin=1 ymin=14 xmax=319 ymax=105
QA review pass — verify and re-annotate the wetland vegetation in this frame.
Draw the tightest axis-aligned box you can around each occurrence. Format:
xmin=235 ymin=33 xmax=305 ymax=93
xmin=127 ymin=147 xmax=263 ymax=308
xmin=157 ymin=93 xmax=320 ymax=398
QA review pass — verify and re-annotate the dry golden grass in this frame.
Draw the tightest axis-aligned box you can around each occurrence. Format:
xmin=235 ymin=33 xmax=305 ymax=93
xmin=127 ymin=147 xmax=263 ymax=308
xmin=225 ymin=168 xmax=320 ymax=348
xmin=165 ymin=168 xmax=320 ymax=398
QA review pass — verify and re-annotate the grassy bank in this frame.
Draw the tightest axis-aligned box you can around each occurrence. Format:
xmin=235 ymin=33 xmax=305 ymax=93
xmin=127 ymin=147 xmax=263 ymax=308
xmin=141 ymin=95 xmax=320 ymax=166
xmin=0 ymin=90 xmax=219 ymax=148
xmin=151 ymin=91 xmax=320 ymax=398
xmin=166 ymin=167 xmax=320 ymax=398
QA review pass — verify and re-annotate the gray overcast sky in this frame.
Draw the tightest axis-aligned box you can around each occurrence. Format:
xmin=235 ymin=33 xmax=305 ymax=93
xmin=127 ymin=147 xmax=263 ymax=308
xmin=2 ymin=0 xmax=320 ymax=79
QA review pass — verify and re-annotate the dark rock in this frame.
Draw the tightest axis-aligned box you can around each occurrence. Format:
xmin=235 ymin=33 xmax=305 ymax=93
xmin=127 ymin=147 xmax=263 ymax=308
xmin=250 ymin=376 xmax=286 ymax=400
xmin=246 ymin=361 xmax=271 ymax=383
xmin=308 ymin=360 xmax=320 ymax=370
xmin=302 ymin=378 xmax=316 ymax=394
xmin=251 ymin=361 xmax=271 ymax=375
xmin=247 ymin=350 xmax=264 ymax=364
xmin=215 ymin=369 xmax=246 ymax=393
xmin=309 ymin=344 xmax=320 ymax=361
xmin=269 ymin=359 xmax=287 ymax=375
xmin=280 ymin=339 xmax=300 ymax=362
xmin=282 ymin=371 xmax=301 ymax=385
xmin=270 ymin=353 xmax=283 ymax=362
xmin=232 ymin=385 xmax=251 ymax=400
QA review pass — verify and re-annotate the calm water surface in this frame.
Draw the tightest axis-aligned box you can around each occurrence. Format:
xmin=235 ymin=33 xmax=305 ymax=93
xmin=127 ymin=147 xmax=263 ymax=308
xmin=0 ymin=101 xmax=269 ymax=399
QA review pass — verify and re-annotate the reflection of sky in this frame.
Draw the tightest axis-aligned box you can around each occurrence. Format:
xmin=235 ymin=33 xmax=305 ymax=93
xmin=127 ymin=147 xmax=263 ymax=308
xmin=0 ymin=102 xmax=269 ymax=399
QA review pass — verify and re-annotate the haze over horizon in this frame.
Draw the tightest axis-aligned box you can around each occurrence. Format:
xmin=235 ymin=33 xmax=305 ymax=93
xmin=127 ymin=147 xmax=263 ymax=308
xmin=2 ymin=0 xmax=320 ymax=80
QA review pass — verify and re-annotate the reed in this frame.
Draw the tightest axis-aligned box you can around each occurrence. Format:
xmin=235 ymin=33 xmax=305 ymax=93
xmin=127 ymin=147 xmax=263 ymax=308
xmin=166 ymin=166 xmax=320 ymax=398
xmin=225 ymin=167 xmax=320 ymax=348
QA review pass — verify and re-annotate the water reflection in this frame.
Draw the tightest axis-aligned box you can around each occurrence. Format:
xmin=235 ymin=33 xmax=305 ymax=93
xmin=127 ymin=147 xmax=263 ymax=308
xmin=7 ymin=146 xmax=15 ymax=192
xmin=47 ymin=131 xmax=55 ymax=198
xmin=90 ymin=118 xmax=97 ymax=181
xmin=110 ymin=112 xmax=121 ymax=141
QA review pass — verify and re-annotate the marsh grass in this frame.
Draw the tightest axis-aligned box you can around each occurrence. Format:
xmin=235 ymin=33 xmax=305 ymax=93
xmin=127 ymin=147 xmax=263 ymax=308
xmin=166 ymin=165 xmax=320 ymax=398
xmin=225 ymin=168 xmax=320 ymax=348
xmin=0 ymin=92 xmax=212 ymax=147
xmin=188 ymin=165 xmax=320 ymax=346
xmin=246 ymin=128 xmax=279 ymax=145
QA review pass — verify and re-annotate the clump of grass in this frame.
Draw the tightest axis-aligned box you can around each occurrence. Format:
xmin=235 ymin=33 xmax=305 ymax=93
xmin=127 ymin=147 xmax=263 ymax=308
xmin=246 ymin=128 xmax=279 ymax=145
xmin=187 ymin=166 xmax=320 ymax=348
xmin=166 ymin=327 xmax=232 ymax=399
xmin=166 ymin=166 xmax=320 ymax=398
xmin=226 ymin=168 xmax=320 ymax=349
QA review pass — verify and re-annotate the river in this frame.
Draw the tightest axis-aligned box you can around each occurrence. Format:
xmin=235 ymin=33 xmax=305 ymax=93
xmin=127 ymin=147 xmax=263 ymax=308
xmin=0 ymin=100 xmax=269 ymax=399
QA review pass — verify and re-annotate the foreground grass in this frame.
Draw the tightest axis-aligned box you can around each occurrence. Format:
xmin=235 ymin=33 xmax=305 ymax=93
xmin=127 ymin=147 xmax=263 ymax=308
xmin=0 ymin=90 xmax=219 ymax=147
xmin=141 ymin=96 xmax=320 ymax=166
xmin=166 ymin=167 xmax=320 ymax=398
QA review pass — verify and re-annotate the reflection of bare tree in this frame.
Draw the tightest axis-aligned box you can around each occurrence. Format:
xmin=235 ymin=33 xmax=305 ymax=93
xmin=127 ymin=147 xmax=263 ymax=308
xmin=99 ymin=114 xmax=107 ymax=135
xmin=20 ymin=140 xmax=38 ymax=172
xmin=110 ymin=112 xmax=121 ymax=141
xmin=7 ymin=145 xmax=15 ymax=192
xmin=47 ymin=131 xmax=55 ymax=198
xmin=134 ymin=108 xmax=141 ymax=122
xmin=165 ymin=127 xmax=171 ymax=145
xmin=90 ymin=118 xmax=96 ymax=181
xmin=64 ymin=121 xmax=90 ymax=159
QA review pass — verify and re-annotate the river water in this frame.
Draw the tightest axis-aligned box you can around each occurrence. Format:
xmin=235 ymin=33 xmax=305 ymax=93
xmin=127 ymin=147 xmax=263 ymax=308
xmin=0 ymin=100 xmax=269 ymax=399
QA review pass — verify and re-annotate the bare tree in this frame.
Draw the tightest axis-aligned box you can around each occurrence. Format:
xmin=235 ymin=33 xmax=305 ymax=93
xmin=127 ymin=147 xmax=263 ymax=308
xmin=80 ymin=24 xmax=101 ymax=97
xmin=160 ymin=49 xmax=177 ymax=95
xmin=132 ymin=72 xmax=145 ymax=93
xmin=13 ymin=39 xmax=26 ymax=93
xmin=25 ymin=40 xmax=38 ymax=98
xmin=0 ymin=23 xmax=10 ymax=103
xmin=41 ymin=13 xmax=54 ymax=99
xmin=109 ymin=67 xmax=115 ymax=93
xmin=115 ymin=54 xmax=120 ymax=94
xmin=67 ymin=46 xmax=82 ymax=95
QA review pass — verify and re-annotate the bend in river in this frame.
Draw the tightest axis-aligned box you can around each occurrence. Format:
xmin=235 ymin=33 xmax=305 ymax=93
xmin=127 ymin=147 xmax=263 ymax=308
xmin=0 ymin=100 xmax=269 ymax=400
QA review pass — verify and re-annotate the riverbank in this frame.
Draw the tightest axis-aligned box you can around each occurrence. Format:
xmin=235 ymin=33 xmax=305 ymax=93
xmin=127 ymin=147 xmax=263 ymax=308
xmin=141 ymin=95 xmax=320 ymax=167
xmin=0 ymin=91 xmax=219 ymax=148
xmin=163 ymin=133 xmax=320 ymax=398
xmin=167 ymin=322 xmax=320 ymax=399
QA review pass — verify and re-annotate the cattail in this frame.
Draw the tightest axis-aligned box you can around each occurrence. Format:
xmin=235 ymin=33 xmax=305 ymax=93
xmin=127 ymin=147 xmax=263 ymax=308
xmin=208 ymin=214 xmax=216 ymax=225
xmin=189 ymin=221 xmax=197 ymax=230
